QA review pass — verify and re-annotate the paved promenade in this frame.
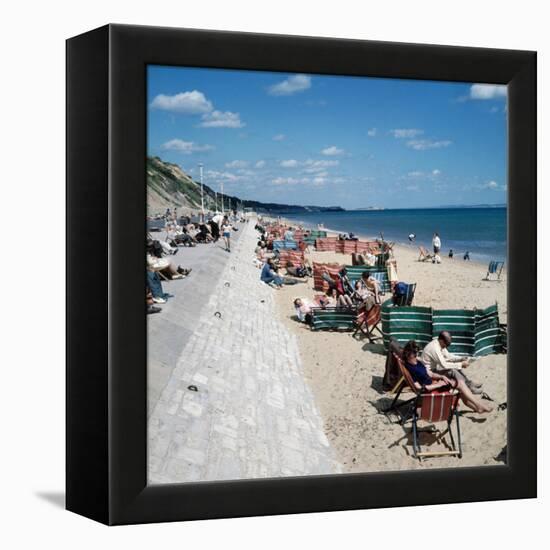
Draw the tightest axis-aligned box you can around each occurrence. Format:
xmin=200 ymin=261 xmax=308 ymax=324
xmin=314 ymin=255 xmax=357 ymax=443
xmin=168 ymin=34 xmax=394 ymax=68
xmin=148 ymin=221 xmax=341 ymax=483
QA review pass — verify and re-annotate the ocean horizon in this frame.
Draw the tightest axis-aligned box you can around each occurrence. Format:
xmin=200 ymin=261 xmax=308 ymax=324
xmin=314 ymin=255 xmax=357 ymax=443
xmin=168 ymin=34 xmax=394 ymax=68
xmin=281 ymin=206 xmax=507 ymax=263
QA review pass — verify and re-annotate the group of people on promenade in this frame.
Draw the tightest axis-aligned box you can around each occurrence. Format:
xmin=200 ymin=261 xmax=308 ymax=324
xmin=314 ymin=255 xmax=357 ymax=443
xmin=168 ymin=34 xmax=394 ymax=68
xmin=146 ymin=209 xmax=243 ymax=314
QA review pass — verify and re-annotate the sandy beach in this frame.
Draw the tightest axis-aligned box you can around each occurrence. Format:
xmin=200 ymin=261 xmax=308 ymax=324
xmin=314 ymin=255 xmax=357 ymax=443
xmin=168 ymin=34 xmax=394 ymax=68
xmin=273 ymin=231 xmax=507 ymax=472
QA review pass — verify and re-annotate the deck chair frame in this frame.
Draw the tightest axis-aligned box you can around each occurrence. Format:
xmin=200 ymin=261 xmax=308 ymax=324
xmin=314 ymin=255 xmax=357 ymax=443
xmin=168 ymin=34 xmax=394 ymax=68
xmin=353 ymin=304 xmax=383 ymax=342
xmin=484 ymin=260 xmax=505 ymax=281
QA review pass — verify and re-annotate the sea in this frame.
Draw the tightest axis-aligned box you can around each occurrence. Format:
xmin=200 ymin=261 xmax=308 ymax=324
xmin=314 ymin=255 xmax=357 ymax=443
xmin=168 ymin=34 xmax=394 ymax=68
xmin=282 ymin=207 xmax=507 ymax=263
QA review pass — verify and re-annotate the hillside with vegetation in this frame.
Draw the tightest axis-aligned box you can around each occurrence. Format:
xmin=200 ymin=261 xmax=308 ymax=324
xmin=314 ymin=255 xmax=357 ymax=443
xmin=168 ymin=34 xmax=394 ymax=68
xmin=147 ymin=156 xmax=344 ymax=215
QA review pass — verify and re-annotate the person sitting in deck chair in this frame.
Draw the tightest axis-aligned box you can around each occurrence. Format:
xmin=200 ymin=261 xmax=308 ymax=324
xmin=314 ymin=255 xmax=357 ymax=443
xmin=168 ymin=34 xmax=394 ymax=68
xmin=420 ymin=331 xmax=483 ymax=394
xmin=403 ymin=341 xmax=492 ymax=414
xmin=360 ymin=271 xmax=381 ymax=304
xmin=325 ymin=288 xmax=354 ymax=308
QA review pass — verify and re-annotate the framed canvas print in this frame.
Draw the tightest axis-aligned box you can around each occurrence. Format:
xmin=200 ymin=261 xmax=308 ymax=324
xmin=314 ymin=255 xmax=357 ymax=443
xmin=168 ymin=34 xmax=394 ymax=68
xmin=66 ymin=24 xmax=536 ymax=525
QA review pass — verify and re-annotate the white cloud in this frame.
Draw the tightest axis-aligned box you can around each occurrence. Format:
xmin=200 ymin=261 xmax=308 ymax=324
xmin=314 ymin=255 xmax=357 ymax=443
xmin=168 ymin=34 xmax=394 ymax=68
xmin=199 ymin=110 xmax=244 ymax=128
xmin=205 ymin=170 xmax=241 ymax=182
xmin=161 ymin=139 xmax=214 ymax=154
xmin=432 ymin=169 xmax=441 ymax=176
xmin=407 ymin=171 xmax=424 ymax=177
xmin=255 ymin=160 xmax=266 ymax=168
xmin=303 ymin=159 xmax=339 ymax=173
xmin=390 ymin=128 xmax=424 ymax=138
xmin=225 ymin=160 xmax=248 ymax=168
xmin=367 ymin=128 xmax=377 ymax=137
xmin=268 ymin=74 xmax=312 ymax=96
xmin=280 ymin=159 xmax=299 ymax=168
xmin=272 ymin=177 xmax=301 ymax=186
xmin=470 ymin=84 xmax=507 ymax=100
xmin=484 ymin=180 xmax=499 ymax=189
xmin=312 ymin=176 xmax=327 ymax=186
xmin=321 ymin=145 xmax=345 ymax=156
xmin=272 ymin=134 xmax=286 ymax=141
xmin=150 ymin=90 xmax=213 ymax=114
xmin=406 ymin=139 xmax=452 ymax=151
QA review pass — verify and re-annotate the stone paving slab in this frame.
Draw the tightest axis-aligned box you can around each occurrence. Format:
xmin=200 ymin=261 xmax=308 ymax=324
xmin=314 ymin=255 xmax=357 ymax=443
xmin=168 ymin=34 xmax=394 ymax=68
xmin=148 ymin=220 xmax=341 ymax=483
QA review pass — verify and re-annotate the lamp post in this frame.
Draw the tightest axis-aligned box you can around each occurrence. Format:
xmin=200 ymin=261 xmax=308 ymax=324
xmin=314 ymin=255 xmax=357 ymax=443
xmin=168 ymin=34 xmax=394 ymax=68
xmin=214 ymin=191 xmax=218 ymax=213
xmin=221 ymin=181 xmax=224 ymax=215
xmin=199 ymin=163 xmax=204 ymax=221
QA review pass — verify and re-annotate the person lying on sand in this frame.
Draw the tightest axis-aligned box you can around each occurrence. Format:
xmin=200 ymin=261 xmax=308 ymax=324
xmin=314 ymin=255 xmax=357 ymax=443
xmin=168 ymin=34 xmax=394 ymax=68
xmin=293 ymin=298 xmax=314 ymax=325
xmin=421 ymin=331 xmax=483 ymax=394
xmin=403 ymin=341 xmax=492 ymax=414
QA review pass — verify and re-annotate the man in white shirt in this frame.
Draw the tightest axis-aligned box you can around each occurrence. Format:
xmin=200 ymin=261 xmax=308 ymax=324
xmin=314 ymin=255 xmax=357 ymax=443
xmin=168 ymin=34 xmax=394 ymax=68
xmin=432 ymin=233 xmax=441 ymax=254
xmin=284 ymin=227 xmax=294 ymax=241
xmin=210 ymin=212 xmax=223 ymax=242
xmin=421 ymin=331 xmax=482 ymax=393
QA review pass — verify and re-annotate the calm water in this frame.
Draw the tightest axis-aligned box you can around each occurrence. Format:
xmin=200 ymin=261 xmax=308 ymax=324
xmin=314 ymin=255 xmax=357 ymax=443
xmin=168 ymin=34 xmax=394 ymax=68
xmin=283 ymin=207 xmax=507 ymax=263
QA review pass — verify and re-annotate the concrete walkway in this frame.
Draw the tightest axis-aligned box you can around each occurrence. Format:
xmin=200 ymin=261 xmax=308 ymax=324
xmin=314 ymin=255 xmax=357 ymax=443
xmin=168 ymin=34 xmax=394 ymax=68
xmin=147 ymin=227 xmax=243 ymax=412
xmin=148 ymin=220 xmax=341 ymax=483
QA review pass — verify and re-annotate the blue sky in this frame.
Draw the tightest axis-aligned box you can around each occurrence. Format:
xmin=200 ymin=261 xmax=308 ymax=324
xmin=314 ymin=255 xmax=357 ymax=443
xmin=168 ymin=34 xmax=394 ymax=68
xmin=147 ymin=65 xmax=507 ymax=209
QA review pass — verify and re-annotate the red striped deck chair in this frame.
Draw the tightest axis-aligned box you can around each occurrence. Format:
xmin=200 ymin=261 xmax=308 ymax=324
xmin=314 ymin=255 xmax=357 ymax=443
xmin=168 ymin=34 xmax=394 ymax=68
xmin=388 ymin=354 xmax=462 ymax=460
xmin=312 ymin=262 xmax=342 ymax=290
xmin=353 ymin=304 xmax=382 ymax=342
xmin=418 ymin=246 xmax=433 ymax=262
xmin=335 ymin=240 xmax=346 ymax=253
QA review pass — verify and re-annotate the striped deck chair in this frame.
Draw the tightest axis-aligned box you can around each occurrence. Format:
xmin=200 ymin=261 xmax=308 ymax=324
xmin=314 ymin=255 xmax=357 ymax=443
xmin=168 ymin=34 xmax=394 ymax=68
xmin=312 ymin=262 xmax=342 ymax=290
xmin=390 ymin=355 xmax=462 ymax=459
xmin=381 ymin=302 xmax=433 ymax=351
xmin=344 ymin=265 xmax=391 ymax=294
xmin=484 ymin=260 xmax=505 ymax=281
xmin=272 ymin=240 xmax=298 ymax=251
xmin=310 ymin=306 xmax=358 ymax=331
xmin=353 ymin=303 xmax=382 ymax=342
xmin=392 ymin=282 xmax=417 ymax=307
xmin=474 ymin=304 xmax=505 ymax=356
xmin=432 ymin=309 xmax=476 ymax=356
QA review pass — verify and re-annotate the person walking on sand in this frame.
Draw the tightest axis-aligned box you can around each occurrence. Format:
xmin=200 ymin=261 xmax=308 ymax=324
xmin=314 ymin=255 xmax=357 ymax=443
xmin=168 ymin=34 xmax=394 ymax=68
xmin=464 ymin=251 xmax=471 ymax=261
xmin=221 ymin=216 xmax=232 ymax=252
xmin=432 ymin=232 xmax=441 ymax=254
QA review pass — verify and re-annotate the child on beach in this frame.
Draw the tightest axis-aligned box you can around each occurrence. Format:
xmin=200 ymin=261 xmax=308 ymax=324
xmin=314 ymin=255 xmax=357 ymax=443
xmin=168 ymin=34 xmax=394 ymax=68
xmin=221 ymin=217 xmax=232 ymax=252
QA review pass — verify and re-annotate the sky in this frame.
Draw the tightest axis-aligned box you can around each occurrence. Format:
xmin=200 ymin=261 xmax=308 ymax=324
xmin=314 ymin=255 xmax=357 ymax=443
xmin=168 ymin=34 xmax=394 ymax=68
xmin=147 ymin=65 xmax=507 ymax=209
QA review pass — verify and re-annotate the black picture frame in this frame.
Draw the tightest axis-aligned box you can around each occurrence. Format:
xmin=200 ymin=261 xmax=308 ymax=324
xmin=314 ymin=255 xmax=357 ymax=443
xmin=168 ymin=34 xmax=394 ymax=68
xmin=66 ymin=24 xmax=536 ymax=526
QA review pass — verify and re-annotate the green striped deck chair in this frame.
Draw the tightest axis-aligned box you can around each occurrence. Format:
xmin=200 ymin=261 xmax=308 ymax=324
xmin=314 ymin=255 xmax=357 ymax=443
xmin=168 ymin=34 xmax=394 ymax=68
xmin=345 ymin=265 xmax=391 ymax=294
xmin=381 ymin=301 xmax=433 ymax=350
xmin=310 ymin=306 xmax=358 ymax=331
xmin=310 ymin=230 xmax=328 ymax=239
xmin=432 ymin=309 xmax=476 ymax=356
xmin=474 ymin=304 xmax=505 ymax=356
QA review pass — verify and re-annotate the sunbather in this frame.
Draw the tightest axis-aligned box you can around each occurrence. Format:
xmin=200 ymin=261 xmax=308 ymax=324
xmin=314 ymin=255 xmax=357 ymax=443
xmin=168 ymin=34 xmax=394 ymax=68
xmin=403 ymin=341 xmax=492 ymax=414
xmin=361 ymin=272 xmax=381 ymax=304
xmin=293 ymin=297 xmax=314 ymax=325
xmin=421 ymin=331 xmax=483 ymax=394
xmin=261 ymin=259 xmax=284 ymax=288
xmin=325 ymin=288 xmax=354 ymax=308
